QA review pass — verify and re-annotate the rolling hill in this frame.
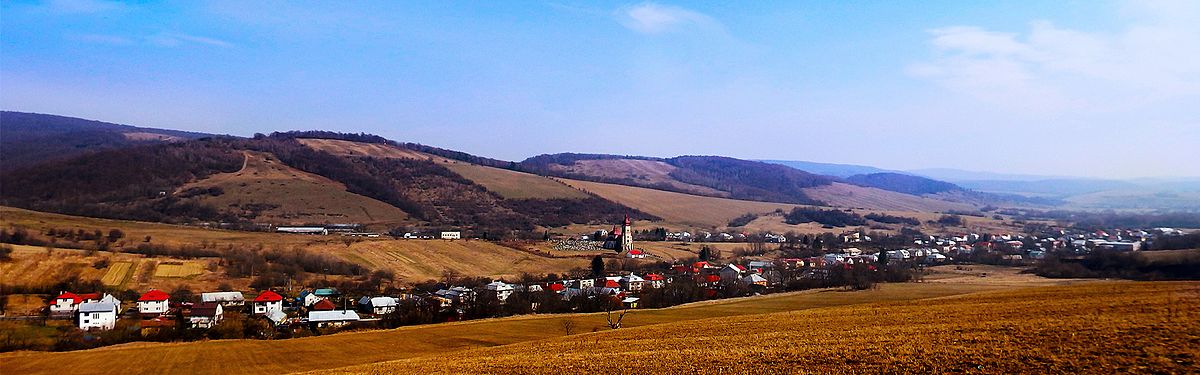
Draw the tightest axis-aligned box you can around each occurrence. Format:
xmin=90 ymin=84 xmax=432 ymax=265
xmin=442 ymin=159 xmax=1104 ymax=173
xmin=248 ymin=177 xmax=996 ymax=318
xmin=1 ymin=112 xmax=1014 ymax=234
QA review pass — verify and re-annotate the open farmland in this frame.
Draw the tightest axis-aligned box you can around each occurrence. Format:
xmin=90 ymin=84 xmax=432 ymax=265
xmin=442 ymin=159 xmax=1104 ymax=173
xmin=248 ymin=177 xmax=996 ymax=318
xmin=0 ymin=244 xmax=246 ymax=293
xmin=307 ymin=239 xmax=591 ymax=282
xmin=559 ymin=178 xmax=799 ymax=228
xmin=0 ymin=281 xmax=1040 ymax=375
xmin=332 ymin=281 xmax=1199 ymax=374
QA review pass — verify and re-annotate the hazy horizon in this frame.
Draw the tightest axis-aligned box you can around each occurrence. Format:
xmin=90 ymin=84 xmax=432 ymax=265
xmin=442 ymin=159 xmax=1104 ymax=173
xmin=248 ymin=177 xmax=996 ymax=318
xmin=2 ymin=0 xmax=1198 ymax=179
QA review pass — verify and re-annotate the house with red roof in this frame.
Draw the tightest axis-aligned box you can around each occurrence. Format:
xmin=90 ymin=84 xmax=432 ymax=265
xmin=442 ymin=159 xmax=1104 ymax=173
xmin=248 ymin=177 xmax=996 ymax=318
xmin=50 ymin=292 xmax=83 ymax=315
xmin=311 ymin=299 xmax=337 ymax=311
xmin=252 ymin=290 xmax=284 ymax=315
xmin=50 ymin=292 xmax=107 ymax=316
xmin=625 ymin=248 xmax=646 ymax=259
xmin=137 ymin=289 xmax=170 ymax=316
xmin=643 ymin=273 xmax=666 ymax=289
xmin=186 ymin=302 xmax=224 ymax=329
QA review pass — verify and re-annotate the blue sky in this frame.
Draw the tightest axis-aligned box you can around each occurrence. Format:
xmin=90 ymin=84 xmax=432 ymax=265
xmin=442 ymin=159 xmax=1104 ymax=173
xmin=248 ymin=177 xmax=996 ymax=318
xmin=2 ymin=0 xmax=1198 ymax=178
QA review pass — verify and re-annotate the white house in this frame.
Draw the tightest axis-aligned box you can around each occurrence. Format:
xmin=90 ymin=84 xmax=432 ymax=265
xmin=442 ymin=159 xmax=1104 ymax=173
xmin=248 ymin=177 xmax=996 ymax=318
xmin=359 ymin=296 xmax=399 ymax=315
xmin=78 ymin=299 xmax=121 ymax=331
xmin=137 ymin=290 xmax=170 ymax=316
xmin=625 ymin=249 xmax=646 ymax=259
xmin=187 ymin=303 xmax=224 ymax=329
xmin=252 ymin=290 xmax=284 ymax=314
xmin=440 ymin=231 xmax=462 ymax=240
xmin=308 ymin=310 xmax=360 ymax=328
xmin=486 ymin=281 xmax=515 ymax=302
xmin=719 ymin=264 xmax=746 ymax=283
xmin=201 ymin=291 xmax=245 ymax=307
xmin=619 ymin=274 xmax=645 ymax=292
xmin=740 ymin=273 xmax=769 ymax=287
xmin=276 ymin=226 xmax=328 ymax=235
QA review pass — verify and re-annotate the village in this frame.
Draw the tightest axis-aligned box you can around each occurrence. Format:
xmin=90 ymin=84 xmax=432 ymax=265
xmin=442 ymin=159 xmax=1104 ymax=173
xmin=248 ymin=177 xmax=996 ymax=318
xmin=36 ymin=215 xmax=1187 ymax=345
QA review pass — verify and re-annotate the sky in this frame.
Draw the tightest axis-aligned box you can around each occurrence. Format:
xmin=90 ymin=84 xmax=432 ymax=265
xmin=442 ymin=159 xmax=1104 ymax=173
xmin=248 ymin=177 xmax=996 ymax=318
xmin=2 ymin=0 xmax=1198 ymax=179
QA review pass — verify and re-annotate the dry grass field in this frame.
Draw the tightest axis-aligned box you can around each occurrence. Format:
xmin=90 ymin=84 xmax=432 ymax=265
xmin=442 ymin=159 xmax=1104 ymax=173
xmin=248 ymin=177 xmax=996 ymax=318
xmin=179 ymin=151 xmax=410 ymax=228
xmin=100 ymin=261 xmax=133 ymax=286
xmin=0 ymin=281 xmax=1036 ymax=375
xmin=559 ymin=178 xmax=799 ymax=228
xmin=152 ymin=261 xmax=205 ymax=278
xmin=333 ymin=281 xmax=1198 ymax=374
xmin=307 ymin=239 xmax=591 ymax=282
xmin=0 ymin=244 xmax=247 ymax=293
xmin=0 ymin=244 xmax=111 ymax=290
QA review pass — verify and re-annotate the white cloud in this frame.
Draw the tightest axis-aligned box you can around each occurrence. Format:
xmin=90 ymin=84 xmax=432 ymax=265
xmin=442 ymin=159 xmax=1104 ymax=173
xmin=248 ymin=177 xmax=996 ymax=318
xmin=147 ymin=33 xmax=234 ymax=48
xmin=617 ymin=3 xmax=717 ymax=34
xmin=909 ymin=1 xmax=1200 ymax=112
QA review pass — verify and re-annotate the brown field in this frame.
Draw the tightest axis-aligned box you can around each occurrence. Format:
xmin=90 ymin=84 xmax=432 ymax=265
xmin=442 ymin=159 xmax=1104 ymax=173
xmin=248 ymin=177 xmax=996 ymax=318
xmin=559 ymin=178 xmax=799 ymax=228
xmin=179 ymin=151 xmax=410 ymax=228
xmin=0 ymin=279 xmax=1058 ymax=375
xmin=152 ymin=261 xmax=205 ymax=278
xmin=0 ymin=244 xmax=111 ymax=290
xmin=0 ymin=244 xmax=247 ymax=294
xmin=329 ymin=281 xmax=1198 ymax=374
xmin=99 ymin=261 xmax=133 ymax=286
xmin=308 ymin=239 xmax=591 ymax=282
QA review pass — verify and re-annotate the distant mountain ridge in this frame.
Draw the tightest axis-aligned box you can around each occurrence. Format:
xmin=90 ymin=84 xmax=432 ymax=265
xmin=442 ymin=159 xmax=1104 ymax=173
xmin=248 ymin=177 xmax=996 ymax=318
xmin=0 ymin=111 xmax=216 ymax=171
xmin=760 ymin=159 xmax=895 ymax=178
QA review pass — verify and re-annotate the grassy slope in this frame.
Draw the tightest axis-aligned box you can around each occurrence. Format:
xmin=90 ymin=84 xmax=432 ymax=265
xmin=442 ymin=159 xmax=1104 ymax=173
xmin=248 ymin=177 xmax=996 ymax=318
xmin=0 ymin=281 xmax=1027 ymax=375
xmin=334 ymin=281 xmax=1200 ymax=374
xmin=562 ymin=158 xmax=729 ymax=197
xmin=180 ymin=151 xmax=411 ymax=227
xmin=559 ymin=178 xmax=799 ymax=228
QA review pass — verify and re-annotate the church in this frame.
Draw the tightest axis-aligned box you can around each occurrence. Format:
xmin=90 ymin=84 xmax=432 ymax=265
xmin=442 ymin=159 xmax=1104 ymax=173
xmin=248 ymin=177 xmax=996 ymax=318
xmin=602 ymin=215 xmax=634 ymax=252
